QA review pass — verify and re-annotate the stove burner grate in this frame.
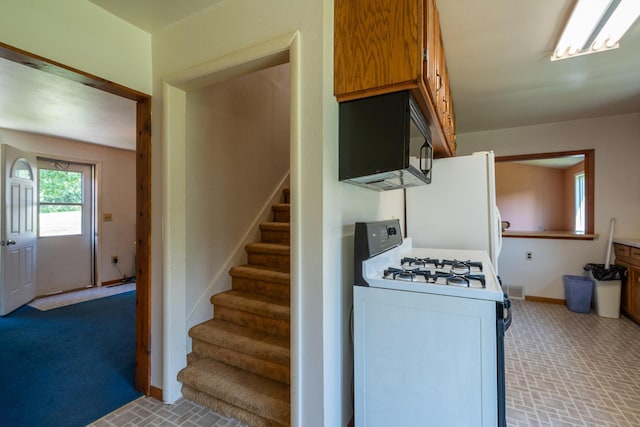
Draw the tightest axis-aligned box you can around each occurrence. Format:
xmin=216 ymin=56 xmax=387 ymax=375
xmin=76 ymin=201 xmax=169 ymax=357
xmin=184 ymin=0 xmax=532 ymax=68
xmin=441 ymin=259 xmax=483 ymax=272
xmin=383 ymin=266 xmax=486 ymax=288
xmin=401 ymin=257 xmax=484 ymax=273
xmin=383 ymin=267 xmax=432 ymax=282
xmin=432 ymin=272 xmax=486 ymax=288
xmin=401 ymin=257 xmax=440 ymax=268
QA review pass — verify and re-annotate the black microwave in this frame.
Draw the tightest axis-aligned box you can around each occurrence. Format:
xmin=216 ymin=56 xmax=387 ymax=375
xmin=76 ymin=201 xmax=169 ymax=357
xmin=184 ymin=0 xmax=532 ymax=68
xmin=338 ymin=90 xmax=432 ymax=191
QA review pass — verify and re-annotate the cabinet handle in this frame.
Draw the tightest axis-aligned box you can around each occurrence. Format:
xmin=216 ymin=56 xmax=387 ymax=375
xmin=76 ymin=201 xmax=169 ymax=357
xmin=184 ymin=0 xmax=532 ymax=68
xmin=436 ymin=74 xmax=442 ymax=91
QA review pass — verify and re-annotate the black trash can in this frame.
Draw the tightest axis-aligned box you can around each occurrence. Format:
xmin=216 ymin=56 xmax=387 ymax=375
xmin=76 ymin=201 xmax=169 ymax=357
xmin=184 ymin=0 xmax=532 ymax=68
xmin=583 ymin=264 xmax=626 ymax=318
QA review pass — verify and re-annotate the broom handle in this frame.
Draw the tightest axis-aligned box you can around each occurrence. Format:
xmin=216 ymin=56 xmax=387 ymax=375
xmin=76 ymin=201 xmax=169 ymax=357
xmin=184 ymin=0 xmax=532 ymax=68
xmin=604 ymin=218 xmax=616 ymax=269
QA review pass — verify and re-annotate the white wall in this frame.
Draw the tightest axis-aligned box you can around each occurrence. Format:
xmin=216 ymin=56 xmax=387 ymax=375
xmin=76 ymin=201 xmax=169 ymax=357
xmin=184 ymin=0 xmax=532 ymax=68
xmin=0 ymin=0 xmax=151 ymax=95
xmin=0 ymin=128 xmax=136 ymax=289
xmin=457 ymin=113 xmax=640 ymax=299
xmin=152 ymin=0 xmax=403 ymax=424
xmin=184 ymin=63 xmax=290 ymax=329
xmin=1 ymin=1 xmax=416 ymax=423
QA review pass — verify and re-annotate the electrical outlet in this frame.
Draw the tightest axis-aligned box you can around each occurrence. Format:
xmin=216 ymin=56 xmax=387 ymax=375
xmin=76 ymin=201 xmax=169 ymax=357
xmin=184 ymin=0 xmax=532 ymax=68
xmin=526 ymin=251 xmax=533 ymax=261
xmin=111 ymin=255 xmax=118 ymax=264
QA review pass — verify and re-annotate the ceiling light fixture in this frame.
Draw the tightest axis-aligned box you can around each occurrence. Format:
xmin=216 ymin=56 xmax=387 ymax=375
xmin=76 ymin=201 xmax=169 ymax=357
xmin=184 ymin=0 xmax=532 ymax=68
xmin=552 ymin=0 xmax=640 ymax=61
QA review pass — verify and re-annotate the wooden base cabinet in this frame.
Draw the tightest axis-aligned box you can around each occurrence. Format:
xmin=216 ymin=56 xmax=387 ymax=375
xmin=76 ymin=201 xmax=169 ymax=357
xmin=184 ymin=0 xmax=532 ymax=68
xmin=614 ymin=243 xmax=640 ymax=323
xmin=334 ymin=0 xmax=456 ymax=158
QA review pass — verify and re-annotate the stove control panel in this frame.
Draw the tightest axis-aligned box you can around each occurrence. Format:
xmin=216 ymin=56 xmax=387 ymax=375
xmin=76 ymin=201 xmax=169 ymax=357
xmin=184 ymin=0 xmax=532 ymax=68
xmin=354 ymin=219 xmax=403 ymax=286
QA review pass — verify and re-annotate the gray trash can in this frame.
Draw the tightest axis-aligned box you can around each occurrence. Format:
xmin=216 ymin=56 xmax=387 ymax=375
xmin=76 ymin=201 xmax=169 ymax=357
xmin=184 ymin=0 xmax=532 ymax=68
xmin=563 ymin=275 xmax=593 ymax=314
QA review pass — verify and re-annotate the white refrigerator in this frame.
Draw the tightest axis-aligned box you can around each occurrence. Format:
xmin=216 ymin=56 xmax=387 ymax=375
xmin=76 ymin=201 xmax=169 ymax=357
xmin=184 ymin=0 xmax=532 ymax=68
xmin=406 ymin=151 xmax=502 ymax=273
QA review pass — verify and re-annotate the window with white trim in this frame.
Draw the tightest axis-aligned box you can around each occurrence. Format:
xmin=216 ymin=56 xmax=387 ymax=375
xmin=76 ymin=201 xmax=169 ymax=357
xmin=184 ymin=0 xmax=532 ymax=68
xmin=575 ymin=172 xmax=586 ymax=233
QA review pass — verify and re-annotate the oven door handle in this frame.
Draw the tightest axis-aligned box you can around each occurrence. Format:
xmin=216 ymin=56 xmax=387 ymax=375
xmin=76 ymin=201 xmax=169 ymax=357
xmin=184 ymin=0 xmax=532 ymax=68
xmin=496 ymin=295 xmax=511 ymax=427
xmin=501 ymin=294 xmax=512 ymax=332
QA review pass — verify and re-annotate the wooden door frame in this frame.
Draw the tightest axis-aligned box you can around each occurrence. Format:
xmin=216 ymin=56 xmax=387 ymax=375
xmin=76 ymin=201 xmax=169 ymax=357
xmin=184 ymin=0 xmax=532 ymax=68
xmin=0 ymin=42 xmax=152 ymax=394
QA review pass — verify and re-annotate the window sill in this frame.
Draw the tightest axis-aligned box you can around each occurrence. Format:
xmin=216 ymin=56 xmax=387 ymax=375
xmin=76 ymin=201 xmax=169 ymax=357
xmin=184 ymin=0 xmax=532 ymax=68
xmin=502 ymin=230 xmax=598 ymax=240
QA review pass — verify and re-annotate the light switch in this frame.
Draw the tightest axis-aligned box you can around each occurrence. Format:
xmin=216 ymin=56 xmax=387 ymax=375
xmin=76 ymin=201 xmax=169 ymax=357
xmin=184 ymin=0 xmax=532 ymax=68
xmin=103 ymin=213 xmax=113 ymax=222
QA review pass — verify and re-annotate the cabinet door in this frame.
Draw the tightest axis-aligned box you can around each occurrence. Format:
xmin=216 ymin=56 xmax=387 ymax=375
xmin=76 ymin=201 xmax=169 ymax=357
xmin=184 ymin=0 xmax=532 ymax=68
xmin=424 ymin=0 xmax=439 ymax=100
xmin=435 ymin=20 xmax=445 ymax=115
xmin=447 ymin=89 xmax=456 ymax=149
xmin=631 ymin=268 xmax=640 ymax=321
xmin=334 ymin=0 xmax=422 ymax=100
xmin=621 ymin=265 xmax=630 ymax=314
xmin=437 ymin=41 xmax=448 ymax=128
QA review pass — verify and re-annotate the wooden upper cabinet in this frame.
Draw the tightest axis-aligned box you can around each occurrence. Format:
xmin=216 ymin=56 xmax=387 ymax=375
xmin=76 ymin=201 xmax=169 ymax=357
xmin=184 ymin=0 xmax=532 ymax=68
xmin=334 ymin=0 xmax=456 ymax=157
xmin=424 ymin=0 xmax=440 ymax=102
xmin=334 ymin=0 xmax=422 ymax=99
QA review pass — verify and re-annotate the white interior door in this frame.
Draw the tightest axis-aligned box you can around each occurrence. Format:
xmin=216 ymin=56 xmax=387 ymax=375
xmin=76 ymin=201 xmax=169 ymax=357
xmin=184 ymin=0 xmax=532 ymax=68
xmin=37 ymin=159 xmax=93 ymax=294
xmin=0 ymin=144 xmax=37 ymax=316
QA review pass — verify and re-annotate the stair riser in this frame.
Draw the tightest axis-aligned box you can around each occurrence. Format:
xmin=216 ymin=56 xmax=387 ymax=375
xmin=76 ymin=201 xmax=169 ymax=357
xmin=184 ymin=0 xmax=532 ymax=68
xmin=178 ymin=358 xmax=290 ymax=426
xmin=192 ymin=339 xmax=290 ymax=385
xmin=182 ymin=385 xmax=287 ymax=427
xmin=187 ymin=352 xmax=201 ymax=365
xmin=261 ymin=230 xmax=290 ymax=244
xmin=190 ymin=333 xmax=289 ymax=368
xmin=232 ymin=277 xmax=290 ymax=299
xmin=189 ymin=326 xmax=289 ymax=365
xmin=215 ymin=306 xmax=289 ymax=337
xmin=272 ymin=210 xmax=290 ymax=223
xmin=248 ymin=253 xmax=289 ymax=270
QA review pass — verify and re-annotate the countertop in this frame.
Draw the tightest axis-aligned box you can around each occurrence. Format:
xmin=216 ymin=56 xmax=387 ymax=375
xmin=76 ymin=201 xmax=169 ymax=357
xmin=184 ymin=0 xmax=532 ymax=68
xmin=613 ymin=238 xmax=640 ymax=248
xmin=503 ymin=230 xmax=598 ymax=240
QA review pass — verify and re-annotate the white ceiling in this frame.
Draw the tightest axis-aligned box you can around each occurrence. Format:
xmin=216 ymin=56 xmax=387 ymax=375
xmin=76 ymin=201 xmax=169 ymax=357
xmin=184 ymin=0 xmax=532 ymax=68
xmin=1 ymin=0 xmax=639 ymax=149
xmin=0 ymin=0 xmax=225 ymax=151
xmin=437 ymin=0 xmax=640 ymax=133
xmin=0 ymin=56 xmax=136 ymax=150
xmin=89 ymin=0 xmax=225 ymax=33
xmin=511 ymin=155 xmax=585 ymax=170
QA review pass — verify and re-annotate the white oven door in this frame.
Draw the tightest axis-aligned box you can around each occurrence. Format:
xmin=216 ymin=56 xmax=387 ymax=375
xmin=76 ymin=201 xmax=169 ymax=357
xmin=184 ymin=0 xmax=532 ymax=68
xmin=353 ymin=286 xmax=498 ymax=427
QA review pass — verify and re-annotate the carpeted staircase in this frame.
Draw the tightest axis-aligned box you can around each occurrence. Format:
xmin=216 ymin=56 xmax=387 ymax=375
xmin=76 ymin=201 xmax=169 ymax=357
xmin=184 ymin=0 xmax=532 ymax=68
xmin=178 ymin=189 xmax=291 ymax=427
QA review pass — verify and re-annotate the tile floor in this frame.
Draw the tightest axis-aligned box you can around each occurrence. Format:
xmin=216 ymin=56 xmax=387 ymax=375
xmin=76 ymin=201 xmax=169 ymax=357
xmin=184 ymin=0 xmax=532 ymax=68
xmin=506 ymin=300 xmax=640 ymax=426
xmin=88 ymin=397 xmax=248 ymax=427
xmin=92 ymin=300 xmax=640 ymax=426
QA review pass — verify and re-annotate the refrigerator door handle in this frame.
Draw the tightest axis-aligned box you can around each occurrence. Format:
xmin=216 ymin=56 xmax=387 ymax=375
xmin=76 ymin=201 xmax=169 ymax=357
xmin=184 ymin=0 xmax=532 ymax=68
xmin=495 ymin=206 xmax=503 ymax=259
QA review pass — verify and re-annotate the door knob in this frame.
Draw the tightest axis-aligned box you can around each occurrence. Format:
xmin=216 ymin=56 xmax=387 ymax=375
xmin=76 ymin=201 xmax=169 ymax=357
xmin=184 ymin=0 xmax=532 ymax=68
xmin=6 ymin=240 xmax=16 ymax=245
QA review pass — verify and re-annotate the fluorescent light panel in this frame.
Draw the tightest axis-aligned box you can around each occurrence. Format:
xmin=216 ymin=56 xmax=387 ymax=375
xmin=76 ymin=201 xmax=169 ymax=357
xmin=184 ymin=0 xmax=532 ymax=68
xmin=552 ymin=0 xmax=640 ymax=61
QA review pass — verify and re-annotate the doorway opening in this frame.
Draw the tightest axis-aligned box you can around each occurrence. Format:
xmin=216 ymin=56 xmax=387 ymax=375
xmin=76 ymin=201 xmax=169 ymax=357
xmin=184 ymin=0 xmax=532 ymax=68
xmin=161 ymin=32 xmax=299 ymax=405
xmin=0 ymin=42 xmax=152 ymax=394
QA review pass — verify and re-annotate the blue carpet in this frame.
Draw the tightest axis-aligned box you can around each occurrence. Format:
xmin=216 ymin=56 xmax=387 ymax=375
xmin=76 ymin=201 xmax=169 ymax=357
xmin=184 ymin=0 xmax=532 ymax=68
xmin=0 ymin=291 xmax=142 ymax=427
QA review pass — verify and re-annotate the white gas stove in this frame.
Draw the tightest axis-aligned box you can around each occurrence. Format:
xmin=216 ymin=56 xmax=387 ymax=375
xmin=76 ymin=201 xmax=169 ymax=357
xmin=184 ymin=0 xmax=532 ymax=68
xmin=362 ymin=238 xmax=504 ymax=302
xmin=353 ymin=219 xmax=510 ymax=427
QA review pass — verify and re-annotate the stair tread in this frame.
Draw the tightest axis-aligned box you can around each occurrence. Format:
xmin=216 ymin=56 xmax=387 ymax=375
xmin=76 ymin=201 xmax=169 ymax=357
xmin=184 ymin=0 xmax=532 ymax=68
xmin=212 ymin=290 xmax=290 ymax=318
xmin=230 ymin=265 xmax=290 ymax=285
xmin=246 ymin=242 xmax=290 ymax=254
xmin=190 ymin=319 xmax=290 ymax=363
xmin=178 ymin=358 xmax=290 ymax=425
xmin=260 ymin=222 xmax=290 ymax=231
